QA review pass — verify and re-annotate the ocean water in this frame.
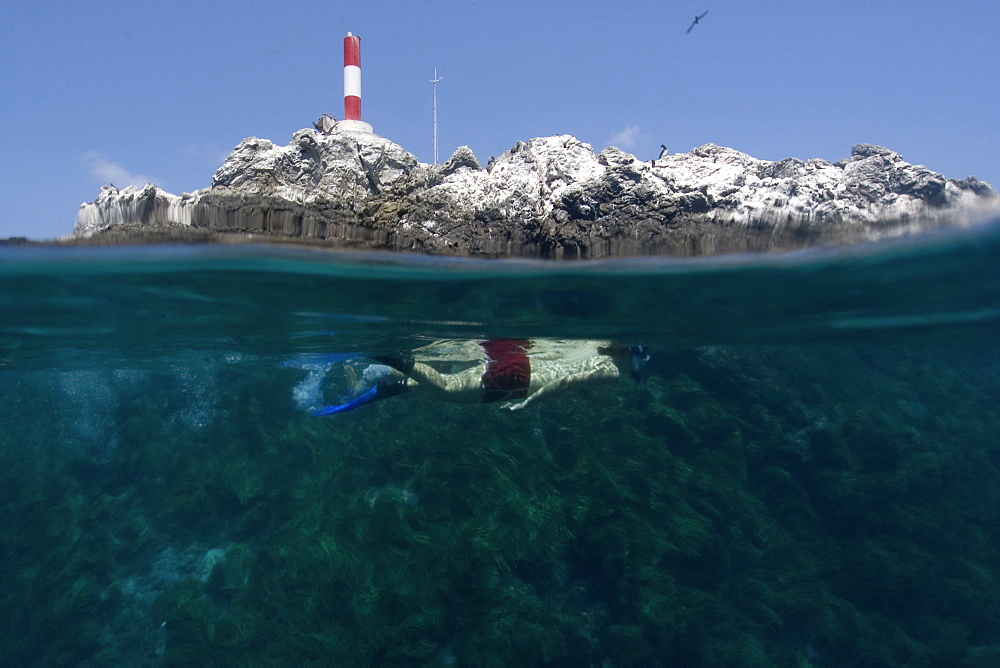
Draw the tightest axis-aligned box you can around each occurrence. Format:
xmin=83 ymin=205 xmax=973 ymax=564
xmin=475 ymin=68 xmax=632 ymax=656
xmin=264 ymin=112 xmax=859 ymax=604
xmin=1 ymin=220 xmax=999 ymax=666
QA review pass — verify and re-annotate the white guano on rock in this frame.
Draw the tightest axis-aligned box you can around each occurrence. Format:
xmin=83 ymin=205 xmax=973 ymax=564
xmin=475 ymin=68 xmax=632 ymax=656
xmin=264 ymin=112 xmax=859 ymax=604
xmin=74 ymin=127 xmax=998 ymax=256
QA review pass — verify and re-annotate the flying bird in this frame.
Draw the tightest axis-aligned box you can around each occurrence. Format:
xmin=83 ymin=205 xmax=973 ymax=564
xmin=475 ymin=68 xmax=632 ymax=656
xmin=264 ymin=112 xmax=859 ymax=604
xmin=686 ymin=10 xmax=709 ymax=34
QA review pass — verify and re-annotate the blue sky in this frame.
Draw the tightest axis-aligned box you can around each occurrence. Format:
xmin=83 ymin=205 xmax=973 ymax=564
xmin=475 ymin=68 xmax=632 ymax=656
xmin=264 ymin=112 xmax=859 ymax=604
xmin=1 ymin=0 xmax=997 ymax=239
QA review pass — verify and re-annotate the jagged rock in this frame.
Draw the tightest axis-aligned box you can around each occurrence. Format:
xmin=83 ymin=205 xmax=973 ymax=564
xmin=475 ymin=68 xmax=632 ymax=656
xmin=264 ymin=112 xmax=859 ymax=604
xmin=210 ymin=128 xmax=417 ymax=200
xmin=440 ymin=146 xmax=482 ymax=176
xmin=74 ymin=128 xmax=998 ymax=258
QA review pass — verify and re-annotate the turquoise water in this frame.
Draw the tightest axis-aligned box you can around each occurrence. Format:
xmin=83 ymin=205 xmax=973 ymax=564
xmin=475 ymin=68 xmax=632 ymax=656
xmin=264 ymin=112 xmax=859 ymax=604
xmin=1 ymin=220 xmax=999 ymax=665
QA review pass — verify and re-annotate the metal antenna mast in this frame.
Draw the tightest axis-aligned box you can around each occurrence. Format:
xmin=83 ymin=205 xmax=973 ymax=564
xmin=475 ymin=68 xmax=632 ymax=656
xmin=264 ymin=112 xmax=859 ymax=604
xmin=429 ymin=69 xmax=442 ymax=164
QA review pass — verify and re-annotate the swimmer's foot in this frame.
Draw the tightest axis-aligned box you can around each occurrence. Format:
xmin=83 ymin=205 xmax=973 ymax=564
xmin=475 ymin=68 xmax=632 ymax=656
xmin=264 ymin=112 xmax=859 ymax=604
xmin=372 ymin=355 xmax=415 ymax=375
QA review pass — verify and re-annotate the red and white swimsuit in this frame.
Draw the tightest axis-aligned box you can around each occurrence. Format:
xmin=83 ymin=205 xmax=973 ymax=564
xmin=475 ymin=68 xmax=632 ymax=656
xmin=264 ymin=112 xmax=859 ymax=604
xmin=480 ymin=339 xmax=533 ymax=403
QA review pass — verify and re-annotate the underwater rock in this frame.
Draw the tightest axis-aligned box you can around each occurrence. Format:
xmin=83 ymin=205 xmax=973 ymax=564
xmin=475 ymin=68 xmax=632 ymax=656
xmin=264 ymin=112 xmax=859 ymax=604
xmin=73 ymin=128 xmax=998 ymax=258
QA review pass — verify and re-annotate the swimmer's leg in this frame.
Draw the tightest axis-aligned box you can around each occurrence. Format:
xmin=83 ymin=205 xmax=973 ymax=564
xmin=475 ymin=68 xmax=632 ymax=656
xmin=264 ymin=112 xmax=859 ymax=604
xmin=409 ymin=363 xmax=485 ymax=401
xmin=373 ymin=355 xmax=415 ymax=375
xmin=374 ymin=355 xmax=484 ymax=401
xmin=375 ymin=355 xmax=460 ymax=392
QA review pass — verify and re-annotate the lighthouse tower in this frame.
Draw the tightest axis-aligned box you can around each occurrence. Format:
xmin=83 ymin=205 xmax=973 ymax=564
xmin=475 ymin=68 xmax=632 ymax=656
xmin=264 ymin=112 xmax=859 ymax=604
xmin=339 ymin=32 xmax=373 ymax=133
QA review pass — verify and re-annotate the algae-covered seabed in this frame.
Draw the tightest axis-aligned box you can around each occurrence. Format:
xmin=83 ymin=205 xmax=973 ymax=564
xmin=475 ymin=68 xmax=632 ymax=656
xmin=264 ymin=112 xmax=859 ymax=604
xmin=2 ymin=343 xmax=998 ymax=666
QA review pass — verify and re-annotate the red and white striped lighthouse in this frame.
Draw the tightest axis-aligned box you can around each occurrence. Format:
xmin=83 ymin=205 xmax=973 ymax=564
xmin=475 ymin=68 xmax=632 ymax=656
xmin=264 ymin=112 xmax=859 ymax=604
xmin=340 ymin=32 xmax=372 ymax=133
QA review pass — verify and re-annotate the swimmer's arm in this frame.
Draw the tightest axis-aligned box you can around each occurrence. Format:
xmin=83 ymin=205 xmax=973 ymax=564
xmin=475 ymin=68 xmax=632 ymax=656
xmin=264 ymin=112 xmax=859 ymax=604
xmin=504 ymin=378 xmax=565 ymax=410
xmin=505 ymin=365 xmax=619 ymax=411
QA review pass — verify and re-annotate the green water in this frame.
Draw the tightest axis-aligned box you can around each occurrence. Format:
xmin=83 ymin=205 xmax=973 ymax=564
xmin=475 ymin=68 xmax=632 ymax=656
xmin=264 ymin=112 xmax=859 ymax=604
xmin=1 ymin=222 xmax=999 ymax=666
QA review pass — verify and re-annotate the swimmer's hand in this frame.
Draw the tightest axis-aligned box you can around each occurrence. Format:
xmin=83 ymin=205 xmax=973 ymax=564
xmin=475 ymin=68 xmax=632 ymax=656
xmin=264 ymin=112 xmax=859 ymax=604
xmin=504 ymin=400 xmax=529 ymax=411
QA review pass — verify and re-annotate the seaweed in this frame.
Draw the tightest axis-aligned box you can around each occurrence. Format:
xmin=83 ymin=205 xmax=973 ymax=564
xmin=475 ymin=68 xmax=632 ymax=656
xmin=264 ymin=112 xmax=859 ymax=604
xmin=1 ymin=345 xmax=998 ymax=665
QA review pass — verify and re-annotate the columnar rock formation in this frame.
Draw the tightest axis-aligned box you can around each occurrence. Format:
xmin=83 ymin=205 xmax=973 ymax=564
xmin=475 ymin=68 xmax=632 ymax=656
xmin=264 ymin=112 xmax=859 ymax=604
xmin=74 ymin=127 xmax=996 ymax=258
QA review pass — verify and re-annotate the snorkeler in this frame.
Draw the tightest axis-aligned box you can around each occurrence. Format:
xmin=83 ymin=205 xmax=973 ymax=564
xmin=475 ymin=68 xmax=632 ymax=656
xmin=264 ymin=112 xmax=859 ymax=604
xmin=311 ymin=339 xmax=648 ymax=415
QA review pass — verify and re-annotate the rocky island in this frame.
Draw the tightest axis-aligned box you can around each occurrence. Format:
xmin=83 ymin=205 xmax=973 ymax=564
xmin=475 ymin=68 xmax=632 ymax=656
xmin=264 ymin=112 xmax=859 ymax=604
xmin=73 ymin=124 xmax=997 ymax=258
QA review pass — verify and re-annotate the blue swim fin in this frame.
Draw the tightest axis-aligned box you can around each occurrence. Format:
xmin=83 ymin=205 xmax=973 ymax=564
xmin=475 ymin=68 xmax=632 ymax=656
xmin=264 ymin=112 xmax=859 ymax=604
xmin=310 ymin=377 xmax=410 ymax=416
xmin=311 ymin=386 xmax=380 ymax=415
